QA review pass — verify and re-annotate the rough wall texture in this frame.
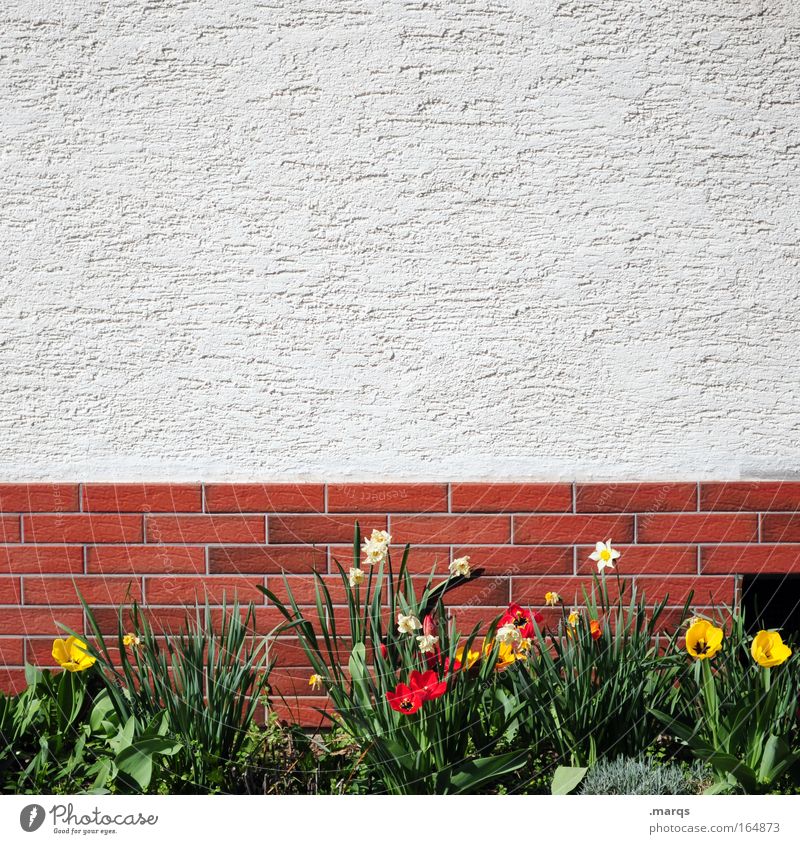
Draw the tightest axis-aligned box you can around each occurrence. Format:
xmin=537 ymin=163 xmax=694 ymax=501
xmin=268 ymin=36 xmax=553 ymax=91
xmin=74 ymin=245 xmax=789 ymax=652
xmin=2 ymin=1 xmax=800 ymax=481
xmin=2 ymin=480 xmax=800 ymax=721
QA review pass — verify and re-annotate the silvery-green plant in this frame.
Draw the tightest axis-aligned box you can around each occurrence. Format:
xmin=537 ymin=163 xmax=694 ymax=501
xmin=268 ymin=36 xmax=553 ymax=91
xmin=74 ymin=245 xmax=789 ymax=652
xmin=579 ymin=756 xmax=709 ymax=795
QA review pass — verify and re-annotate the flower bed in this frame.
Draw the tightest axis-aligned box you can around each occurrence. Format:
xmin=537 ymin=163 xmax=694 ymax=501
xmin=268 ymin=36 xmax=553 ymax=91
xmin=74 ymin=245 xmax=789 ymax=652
xmin=1 ymin=526 xmax=798 ymax=795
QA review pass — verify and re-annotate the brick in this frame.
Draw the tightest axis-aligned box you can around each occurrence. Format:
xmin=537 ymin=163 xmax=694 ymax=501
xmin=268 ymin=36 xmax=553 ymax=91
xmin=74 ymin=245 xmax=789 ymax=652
xmin=210 ymin=545 xmax=327 ymax=574
xmin=205 ymin=484 xmax=325 ymax=513
xmin=577 ymin=544 xmax=697 ymax=575
xmin=511 ymin=576 xmax=625 ymax=605
xmin=453 ymin=545 xmax=572 ymax=576
xmin=514 ymin=514 xmax=634 ymax=545
xmin=329 ymin=544 xmax=446 ymax=573
xmin=762 ymin=514 xmax=800 ymax=543
xmin=0 ymin=608 xmax=83 ymax=635
xmin=23 ymin=515 xmax=142 ymax=544
xmin=0 ymin=637 xmax=23 ymax=665
xmin=638 ymin=513 xmax=757 ymax=543
xmin=268 ymin=638 xmax=325 ymax=667
xmin=145 ymin=576 xmax=264 ymax=605
xmin=266 ymin=573 xmax=509 ymax=607
xmin=0 ymin=577 xmax=21 ymax=604
xmin=270 ymin=668 xmax=328 ymax=698
xmin=328 ymin=483 xmax=448 ymax=513
xmin=0 ymin=484 xmax=79 ymax=513
xmin=701 ymin=482 xmax=800 ymax=512
xmin=451 ymin=483 xmax=572 ymax=513
xmin=91 ymin=606 xmax=284 ymax=636
xmin=0 ymin=517 xmax=21 ymax=543
xmin=632 ymin=576 xmax=735 ymax=606
xmin=0 ymin=545 xmax=84 ymax=574
xmin=0 ymin=669 xmax=26 ymax=694
xmin=87 ymin=545 xmax=205 ymax=574
xmin=576 ymin=483 xmax=697 ymax=513
xmin=269 ymin=515 xmax=386 ymax=544
xmin=83 ymin=483 xmax=202 ymax=513
xmin=269 ymin=696 xmax=331 ymax=727
xmin=390 ymin=516 xmax=510 ymax=544
xmin=701 ymin=544 xmax=800 ymax=574
xmin=23 ymin=576 xmax=141 ymax=606
xmin=146 ymin=515 xmax=264 ymax=543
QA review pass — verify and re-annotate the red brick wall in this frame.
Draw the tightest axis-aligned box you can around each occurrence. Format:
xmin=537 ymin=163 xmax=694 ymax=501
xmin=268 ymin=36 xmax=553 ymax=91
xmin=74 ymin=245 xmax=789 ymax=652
xmin=2 ymin=481 xmax=799 ymax=723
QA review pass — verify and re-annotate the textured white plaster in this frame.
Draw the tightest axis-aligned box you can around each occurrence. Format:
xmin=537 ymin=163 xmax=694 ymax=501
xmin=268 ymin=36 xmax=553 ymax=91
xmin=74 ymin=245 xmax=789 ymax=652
xmin=1 ymin=0 xmax=800 ymax=481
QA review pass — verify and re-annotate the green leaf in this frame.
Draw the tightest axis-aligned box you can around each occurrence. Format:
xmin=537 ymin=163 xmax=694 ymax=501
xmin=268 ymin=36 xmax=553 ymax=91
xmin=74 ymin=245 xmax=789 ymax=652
xmin=450 ymin=751 xmax=528 ymax=794
xmin=115 ymin=745 xmax=153 ymax=791
xmin=551 ymin=765 xmax=589 ymax=795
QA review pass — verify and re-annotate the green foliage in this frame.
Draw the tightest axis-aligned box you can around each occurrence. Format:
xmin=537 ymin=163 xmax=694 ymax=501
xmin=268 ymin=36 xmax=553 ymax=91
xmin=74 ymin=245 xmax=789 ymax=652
xmin=578 ymin=756 xmax=709 ymax=795
xmin=260 ymin=523 xmax=526 ymax=794
xmin=65 ymin=596 xmax=273 ymax=793
xmin=0 ymin=666 xmax=180 ymax=794
xmin=507 ymin=572 xmax=690 ymax=766
xmin=653 ymin=610 xmax=800 ymax=794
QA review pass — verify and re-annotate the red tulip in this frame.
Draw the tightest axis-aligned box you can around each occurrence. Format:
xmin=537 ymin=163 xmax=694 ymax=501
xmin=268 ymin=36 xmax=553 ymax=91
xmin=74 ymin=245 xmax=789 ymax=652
xmin=590 ymin=619 xmax=602 ymax=640
xmin=408 ymin=669 xmax=447 ymax=702
xmin=386 ymin=683 xmax=424 ymax=715
xmin=499 ymin=603 xmax=543 ymax=639
xmin=379 ymin=642 xmax=388 ymax=660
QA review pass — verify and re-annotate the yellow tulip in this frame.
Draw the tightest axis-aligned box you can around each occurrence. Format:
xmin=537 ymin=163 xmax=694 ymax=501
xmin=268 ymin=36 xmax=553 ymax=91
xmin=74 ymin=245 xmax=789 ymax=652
xmin=751 ymin=630 xmax=792 ymax=668
xmin=685 ymin=619 xmax=723 ymax=660
xmin=52 ymin=636 xmax=96 ymax=672
xmin=454 ymin=645 xmax=481 ymax=670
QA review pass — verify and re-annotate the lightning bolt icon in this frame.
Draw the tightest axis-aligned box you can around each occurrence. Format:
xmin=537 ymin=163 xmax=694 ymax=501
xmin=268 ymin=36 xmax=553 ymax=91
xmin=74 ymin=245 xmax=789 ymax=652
xmin=28 ymin=807 xmax=38 ymax=829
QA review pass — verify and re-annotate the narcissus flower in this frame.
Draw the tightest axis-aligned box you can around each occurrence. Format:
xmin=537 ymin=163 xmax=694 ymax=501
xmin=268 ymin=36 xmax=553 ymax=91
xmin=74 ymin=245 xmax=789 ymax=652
xmin=499 ymin=603 xmax=543 ymax=639
xmin=349 ymin=567 xmax=366 ymax=587
xmin=308 ymin=673 xmax=324 ymax=690
xmin=362 ymin=530 xmax=392 ymax=565
xmin=567 ymin=607 xmax=581 ymax=627
xmin=589 ymin=539 xmax=620 ymax=573
xmin=496 ymin=623 xmax=523 ymax=647
xmin=408 ymin=669 xmax=447 ymax=701
xmin=751 ymin=630 xmax=792 ymax=667
xmin=685 ymin=619 xmax=723 ymax=660
xmin=386 ymin=682 xmax=423 ymax=715
xmin=416 ymin=634 xmax=439 ymax=654
xmin=545 ymin=591 xmax=561 ymax=606
xmin=52 ymin=636 xmax=96 ymax=673
xmin=449 ymin=556 xmax=472 ymax=578
xmin=397 ymin=612 xmax=421 ymax=635
xmin=122 ymin=633 xmax=141 ymax=648
xmin=589 ymin=619 xmax=602 ymax=640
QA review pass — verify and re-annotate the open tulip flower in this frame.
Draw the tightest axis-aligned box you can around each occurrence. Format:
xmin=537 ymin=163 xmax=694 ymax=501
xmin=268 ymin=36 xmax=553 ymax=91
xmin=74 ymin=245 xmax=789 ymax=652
xmin=408 ymin=669 xmax=448 ymax=701
xmin=751 ymin=630 xmax=792 ymax=668
xmin=685 ymin=619 xmax=723 ymax=660
xmin=385 ymin=682 xmax=424 ymax=715
xmin=499 ymin=603 xmax=543 ymax=639
xmin=52 ymin=636 xmax=96 ymax=672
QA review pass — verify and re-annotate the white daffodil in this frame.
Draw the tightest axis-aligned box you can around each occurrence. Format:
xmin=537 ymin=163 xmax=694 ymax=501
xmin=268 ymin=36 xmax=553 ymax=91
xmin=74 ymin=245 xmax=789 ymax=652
xmin=589 ymin=539 xmax=621 ymax=573
xmin=449 ymin=556 xmax=471 ymax=578
xmin=349 ymin=567 xmax=366 ymax=587
xmin=416 ymin=634 xmax=439 ymax=654
xmin=361 ymin=529 xmax=391 ymax=565
xmin=397 ymin=612 xmax=422 ymax=635
xmin=496 ymin=623 xmax=523 ymax=647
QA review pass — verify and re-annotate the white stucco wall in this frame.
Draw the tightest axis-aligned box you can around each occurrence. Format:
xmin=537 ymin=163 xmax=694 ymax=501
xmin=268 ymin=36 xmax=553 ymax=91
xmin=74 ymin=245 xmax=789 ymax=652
xmin=1 ymin=0 xmax=799 ymax=481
